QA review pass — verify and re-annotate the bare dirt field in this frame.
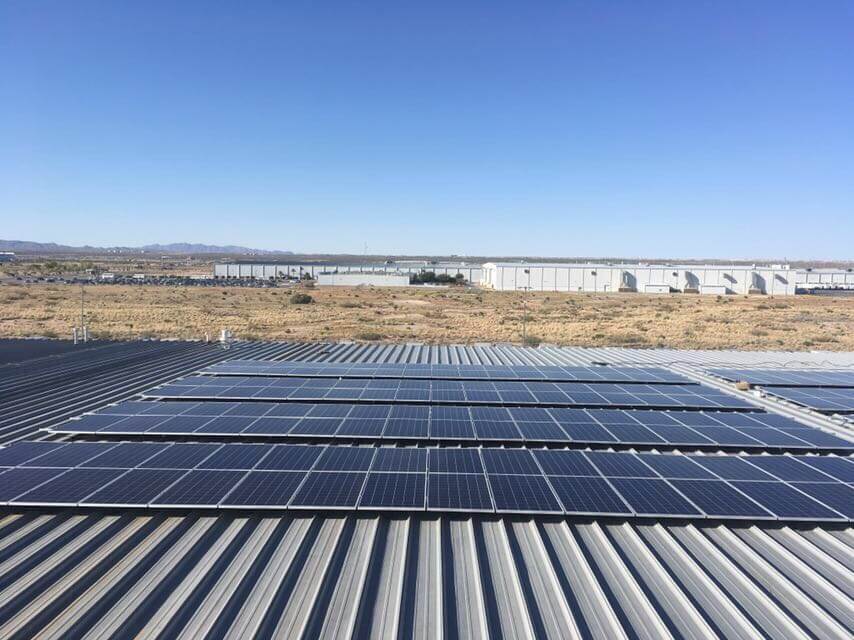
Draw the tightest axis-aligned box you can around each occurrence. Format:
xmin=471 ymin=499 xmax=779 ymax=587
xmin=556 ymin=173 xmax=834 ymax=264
xmin=2 ymin=284 xmax=853 ymax=351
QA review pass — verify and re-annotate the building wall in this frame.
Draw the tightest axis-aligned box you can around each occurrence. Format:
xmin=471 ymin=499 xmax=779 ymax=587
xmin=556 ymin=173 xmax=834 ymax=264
xmin=480 ymin=263 xmax=800 ymax=295
xmin=316 ymin=273 xmax=412 ymax=287
xmin=214 ymin=263 xmax=482 ymax=282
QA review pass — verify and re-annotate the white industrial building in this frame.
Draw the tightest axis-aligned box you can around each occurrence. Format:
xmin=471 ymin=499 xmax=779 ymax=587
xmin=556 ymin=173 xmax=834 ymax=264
xmin=214 ymin=261 xmax=482 ymax=282
xmin=316 ymin=272 xmax=412 ymax=287
xmin=480 ymin=263 xmax=801 ymax=295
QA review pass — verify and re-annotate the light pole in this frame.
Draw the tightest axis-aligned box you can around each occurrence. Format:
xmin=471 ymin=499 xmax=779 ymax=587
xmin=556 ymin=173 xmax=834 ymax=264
xmin=518 ymin=268 xmax=531 ymax=343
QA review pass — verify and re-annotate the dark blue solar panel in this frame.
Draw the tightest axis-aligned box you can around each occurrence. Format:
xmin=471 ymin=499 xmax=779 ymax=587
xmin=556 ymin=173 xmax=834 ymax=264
xmin=427 ymin=473 xmax=492 ymax=511
xmin=0 ymin=468 xmax=66 ymax=501
xmin=688 ymin=456 xmax=776 ymax=481
xmin=585 ymin=452 xmax=658 ymax=478
xmin=636 ymin=454 xmax=716 ymax=479
xmin=152 ymin=470 xmax=245 ymax=505
xmin=428 ymin=449 xmax=483 ymax=474
xmin=198 ymin=444 xmax=270 ymax=470
xmin=481 ymin=449 xmax=540 ymax=475
xmin=249 ymin=445 xmax=319 ymax=471
xmin=82 ymin=469 xmax=186 ymax=505
xmin=608 ymin=478 xmax=702 ymax=516
xmin=513 ymin=421 xmax=568 ymax=441
xmin=81 ymin=443 xmax=170 ymax=468
xmin=669 ymin=480 xmax=773 ymax=518
xmin=383 ymin=419 xmax=429 ymax=438
xmin=792 ymin=483 xmax=854 ymax=518
xmin=372 ymin=448 xmax=428 ymax=473
xmin=360 ymin=473 xmax=426 ymax=509
xmin=430 ymin=420 xmax=475 ymax=439
xmin=473 ymin=421 xmax=523 ymax=441
xmin=0 ymin=442 xmax=69 ymax=467
xmin=220 ymin=471 xmax=304 ymax=507
xmin=243 ymin=417 xmax=298 ymax=435
xmin=314 ymin=447 xmax=375 ymax=471
xmin=101 ymin=415 xmax=166 ymax=433
xmin=14 ymin=468 xmax=126 ymax=504
xmin=548 ymin=476 xmax=631 ymax=514
xmin=140 ymin=444 xmax=222 ymax=469
xmin=488 ymin=474 xmax=561 ymax=513
xmin=195 ymin=416 xmax=257 ymax=434
xmin=793 ymin=456 xmax=854 ymax=482
xmin=533 ymin=450 xmax=599 ymax=476
xmin=642 ymin=424 xmax=713 ymax=445
xmin=290 ymin=418 xmax=343 ymax=436
xmin=743 ymin=456 xmax=835 ymax=482
xmin=150 ymin=416 xmax=213 ymax=434
xmin=22 ymin=443 xmax=118 ymax=468
xmin=291 ymin=472 xmax=367 ymax=507
xmin=337 ymin=419 xmax=386 ymax=437
xmin=557 ymin=422 xmax=616 ymax=443
xmin=778 ymin=429 xmax=854 ymax=449
xmin=731 ymin=481 xmax=844 ymax=519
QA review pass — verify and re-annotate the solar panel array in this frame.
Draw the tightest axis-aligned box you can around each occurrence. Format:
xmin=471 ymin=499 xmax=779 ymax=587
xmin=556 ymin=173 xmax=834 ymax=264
xmin=144 ymin=375 xmax=755 ymax=409
xmin=202 ymin=360 xmax=692 ymax=383
xmin=710 ymin=368 xmax=854 ymax=388
xmin=0 ymin=441 xmax=851 ymax=520
xmin=764 ymin=387 xmax=854 ymax=413
xmin=51 ymin=400 xmax=854 ymax=450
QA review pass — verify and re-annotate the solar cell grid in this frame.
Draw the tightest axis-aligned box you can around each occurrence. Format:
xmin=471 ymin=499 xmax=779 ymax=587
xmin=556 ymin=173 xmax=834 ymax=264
xmin=255 ymin=445 xmax=323 ymax=471
xmin=0 ymin=442 xmax=69 ymax=467
xmin=765 ymin=387 xmax=854 ymax=413
xmin=548 ymin=476 xmax=631 ymax=515
xmin=220 ymin=471 xmax=304 ymax=507
xmin=743 ymin=456 xmax=837 ymax=482
xmin=202 ymin=360 xmax=692 ymax=384
xmin=291 ymin=471 xmax=367 ymax=508
xmin=710 ymin=368 xmax=854 ymax=388
xmin=731 ymin=481 xmax=844 ymax=520
xmin=791 ymin=483 xmax=854 ymax=518
xmin=146 ymin=376 xmax=754 ymax=409
xmin=371 ymin=448 xmax=427 ymax=473
xmin=0 ymin=468 xmax=67 ymax=501
xmin=427 ymin=473 xmax=493 ymax=511
xmin=481 ymin=448 xmax=541 ymax=475
xmin=489 ymin=474 xmax=562 ymax=513
xmin=14 ymin=468 xmax=126 ymax=505
xmin=428 ymin=448 xmax=484 ymax=474
xmin=793 ymin=456 xmax=854 ymax=482
xmin=608 ymin=478 xmax=702 ymax=516
xmin=197 ymin=444 xmax=269 ymax=470
xmin=152 ymin=470 xmax=245 ymax=506
xmin=360 ymin=473 xmax=426 ymax=509
xmin=585 ymin=452 xmax=659 ymax=478
xmin=82 ymin=469 xmax=186 ymax=505
xmin=668 ymin=480 xmax=773 ymax=518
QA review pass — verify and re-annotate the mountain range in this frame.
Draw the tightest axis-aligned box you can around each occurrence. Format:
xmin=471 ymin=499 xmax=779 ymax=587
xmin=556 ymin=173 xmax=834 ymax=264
xmin=0 ymin=240 xmax=291 ymax=255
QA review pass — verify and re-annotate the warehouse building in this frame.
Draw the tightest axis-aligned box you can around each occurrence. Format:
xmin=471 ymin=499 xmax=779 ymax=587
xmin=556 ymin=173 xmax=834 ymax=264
xmin=480 ymin=262 xmax=801 ymax=295
xmin=214 ymin=261 xmax=482 ymax=283
xmin=316 ymin=272 xmax=412 ymax=287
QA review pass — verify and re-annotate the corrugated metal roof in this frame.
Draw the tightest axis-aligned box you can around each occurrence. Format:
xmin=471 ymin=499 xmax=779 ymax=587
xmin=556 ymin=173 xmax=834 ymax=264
xmin=0 ymin=512 xmax=849 ymax=639
xmin=1 ymin=339 xmax=853 ymax=638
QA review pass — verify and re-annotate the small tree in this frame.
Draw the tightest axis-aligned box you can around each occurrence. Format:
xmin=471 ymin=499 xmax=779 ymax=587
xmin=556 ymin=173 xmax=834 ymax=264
xmin=290 ymin=293 xmax=314 ymax=305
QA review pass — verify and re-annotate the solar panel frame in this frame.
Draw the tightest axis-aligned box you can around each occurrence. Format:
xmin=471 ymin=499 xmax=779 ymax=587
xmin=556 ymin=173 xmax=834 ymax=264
xmin=730 ymin=481 xmax=846 ymax=520
xmin=219 ymin=471 xmax=305 ymax=509
xmin=150 ymin=469 xmax=248 ymax=508
xmin=81 ymin=468 xmax=187 ymax=507
xmin=289 ymin=471 xmax=368 ymax=509
xmin=487 ymin=474 xmax=563 ymax=514
xmin=548 ymin=475 xmax=633 ymax=516
xmin=359 ymin=472 xmax=427 ymax=510
xmin=426 ymin=472 xmax=494 ymax=512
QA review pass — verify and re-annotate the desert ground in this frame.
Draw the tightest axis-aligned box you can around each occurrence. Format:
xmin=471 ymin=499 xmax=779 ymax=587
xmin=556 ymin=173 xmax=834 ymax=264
xmin=2 ymin=283 xmax=853 ymax=351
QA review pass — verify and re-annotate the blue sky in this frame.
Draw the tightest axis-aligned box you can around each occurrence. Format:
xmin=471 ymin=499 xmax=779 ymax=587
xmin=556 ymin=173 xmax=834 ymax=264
xmin=1 ymin=1 xmax=852 ymax=259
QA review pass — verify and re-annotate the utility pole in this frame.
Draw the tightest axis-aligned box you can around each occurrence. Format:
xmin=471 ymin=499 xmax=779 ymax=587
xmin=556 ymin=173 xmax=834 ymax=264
xmin=518 ymin=268 xmax=532 ymax=343
xmin=80 ymin=282 xmax=86 ymax=342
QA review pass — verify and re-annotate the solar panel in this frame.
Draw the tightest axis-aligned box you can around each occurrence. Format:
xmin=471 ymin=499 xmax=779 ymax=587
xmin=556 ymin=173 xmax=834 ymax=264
xmin=487 ymin=474 xmax=562 ymax=513
xmin=82 ymin=469 xmax=186 ymax=506
xmin=533 ymin=450 xmax=599 ymax=476
xmin=0 ymin=467 xmax=67 ymax=501
xmin=548 ymin=476 xmax=631 ymax=515
xmin=360 ymin=473 xmax=426 ymax=509
xmin=81 ymin=443 xmax=170 ymax=468
xmin=197 ymin=444 xmax=270 ymax=470
xmin=427 ymin=473 xmax=493 ymax=511
xmin=791 ymin=483 xmax=854 ymax=518
xmin=687 ymin=455 xmax=777 ymax=481
xmin=371 ymin=448 xmax=428 ymax=473
xmin=141 ymin=443 xmax=223 ymax=469
xmin=730 ymin=481 xmax=844 ymax=520
xmin=202 ymin=360 xmax=692 ymax=384
xmin=668 ymin=480 xmax=773 ymax=518
xmin=793 ymin=456 xmax=854 ymax=482
xmin=607 ymin=478 xmax=702 ymax=516
xmin=428 ymin=449 xmax=483 ymax=474
xmin=0 ymin=442 xmax=70 ymax=467
xmin=22 ymin=443 xmax=119 ymax=468
xmin=585 ymin=452 xmax=658 ymax=478
xmin=635 ymin=454 xmax=716 ymax=479
xmin=764 ymin=387 xmax=854 ymax=413
xmin=710 ymin=368 xmax=854 ymax=388
xmin=480 ymin=448 xmax=541 ymax=475
xmin=52 ymin=401 xmax=854 ymax=453
xmin=742 ymin=456 xmax=835 ymax=482
xmin=13 ymin=468 xmax=126 ymax=505
xmin=255 ymin=445 xmax=323 ymax=471
xmin=290 ymin=472 xmax=367 ymax=508
xmin=145 ymin=376 xmax=753 ymax=409
xmin=220 ymin=471 xmax=304 ymax=507
xmin=314 ymin=447 xmax=375 ymax=471
xmin=151 ymin=470 xmax=246 ymax=506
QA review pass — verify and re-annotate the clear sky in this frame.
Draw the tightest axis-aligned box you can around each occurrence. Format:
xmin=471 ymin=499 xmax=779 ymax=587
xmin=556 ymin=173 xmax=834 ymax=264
xmin=2 ymin=1 xmax=852 ymax=259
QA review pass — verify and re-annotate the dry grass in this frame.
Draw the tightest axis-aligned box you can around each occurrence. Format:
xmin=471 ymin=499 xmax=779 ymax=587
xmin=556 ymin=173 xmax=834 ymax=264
xmin=2 ymin=284 xmax=853 ymax=351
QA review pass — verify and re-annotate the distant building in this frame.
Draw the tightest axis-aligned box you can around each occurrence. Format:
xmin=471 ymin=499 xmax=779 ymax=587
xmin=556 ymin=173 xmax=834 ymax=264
xmin=0 ymin=252 xmax=15 ymax=263
xmin=316 ymin=272 xmax=412 ymax=287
